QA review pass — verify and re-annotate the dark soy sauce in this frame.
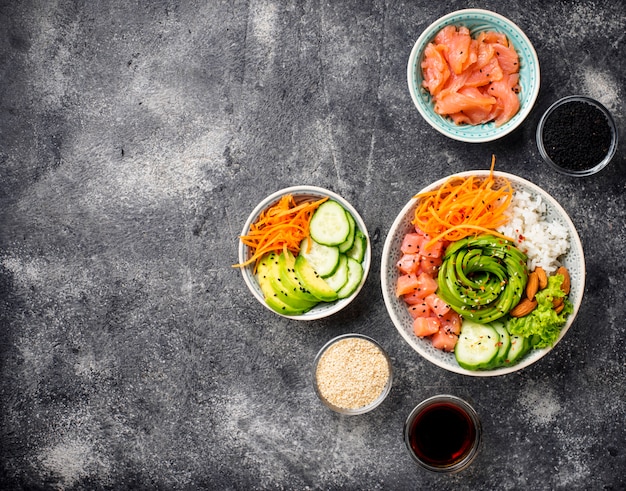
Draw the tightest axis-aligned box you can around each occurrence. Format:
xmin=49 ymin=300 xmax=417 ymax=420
xmin=408 ymin=402 xmax=476 ymax=467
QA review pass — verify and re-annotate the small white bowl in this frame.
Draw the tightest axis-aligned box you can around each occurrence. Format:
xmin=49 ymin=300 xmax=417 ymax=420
xmin=237 ymin=186 xmax=371 ymax=320
xmin=407 ymin=9 xmax=540 ymax=143
xmin=381 ymin=171 xmax=585 ymax=376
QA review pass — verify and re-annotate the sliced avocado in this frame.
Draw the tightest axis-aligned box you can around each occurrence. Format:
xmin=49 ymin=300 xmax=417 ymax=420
xmin=294 ymin=255 xmax=338 ymax=302
xmin=256 ymin=253 xmax=277 ymax=294
xmin=265 ymin=293 xmax=307 ymax=316
xmin=256 ymin=253 xmax=309 ymax=315
xmin=268 ymin=256 xmax=318 ymax=311
xmin=278 ymin=250 xmax=319 ymax=302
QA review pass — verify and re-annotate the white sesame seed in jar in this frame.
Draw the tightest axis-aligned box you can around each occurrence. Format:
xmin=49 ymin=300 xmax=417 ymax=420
xmin=314 ymin=335 xmax=392 ymax=414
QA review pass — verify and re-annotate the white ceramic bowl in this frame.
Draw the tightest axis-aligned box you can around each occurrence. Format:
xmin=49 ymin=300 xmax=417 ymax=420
xmin=407 ymin=9 xmax=540 ymax=143
xmin=238 ymin=186 xmax=371 ymax=320
xmin=381 ymin=171 xmax=585 ymax=376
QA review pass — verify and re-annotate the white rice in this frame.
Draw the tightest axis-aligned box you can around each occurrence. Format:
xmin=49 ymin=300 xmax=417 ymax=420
xmin=496 ymin=190 xmax=570 ymax=274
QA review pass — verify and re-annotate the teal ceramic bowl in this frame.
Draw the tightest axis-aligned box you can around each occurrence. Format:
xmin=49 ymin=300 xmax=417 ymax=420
xmin=407 ymin=9 xmax=540 ymax=143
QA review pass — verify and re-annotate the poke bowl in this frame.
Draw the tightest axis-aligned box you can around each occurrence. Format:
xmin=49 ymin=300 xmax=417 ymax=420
xmin=381 ymin=170 xmax=585 ymax=376
xmin=407 ymin=9 xmax=540 ymax=143
xmin=237 ymin=186 xmax=371 ymax=320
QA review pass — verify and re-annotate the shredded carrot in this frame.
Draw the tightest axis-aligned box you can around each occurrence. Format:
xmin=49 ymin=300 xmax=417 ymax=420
xmin=413 ymin=156 xmax=515 ymax=245
xmin=233 ymin=194 xmax=329 ymax=272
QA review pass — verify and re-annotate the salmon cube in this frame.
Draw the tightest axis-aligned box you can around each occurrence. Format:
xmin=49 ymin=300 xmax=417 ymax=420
xmin=431 ymin=329 xmax=458 ymax=352
xmin=407 ymin=301 xmax=432 ymax=319
xmin=417 ymin=235 xmax=445 ymax=258
xmin=400 ymin=272 xmax=438 ymax=300
xmin=404 ymin=292 xmax=426 ymax=305
xmin=413 ymin=317 xmax=440 ymax=337
xmin=440 ymin=310 xmax=462 ymax=335
xmin=420 ymin=255 xmax=443 ymax=275
xmin=425 ymin=293 xmax=451 ymax=318
xmin=401 ymin=233 xmax=422 ymax=255
xmin=396 ymin=274 xmax=419 ymax=297
xmin=397 ymin=254 xmax=421 ymax=275
xmin=417 ymin=272 xmax=439 ymax=296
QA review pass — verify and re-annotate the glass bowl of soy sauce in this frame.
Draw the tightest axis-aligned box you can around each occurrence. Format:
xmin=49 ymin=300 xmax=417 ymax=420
xmin=536 ymin=95 xmax=618 ymax=177
xmin=404 ymin=395 xmax=482 ymax=473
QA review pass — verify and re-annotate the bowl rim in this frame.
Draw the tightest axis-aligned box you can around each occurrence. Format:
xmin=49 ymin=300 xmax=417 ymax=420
xmin=237 ymin=185 xmax=371 ymax=321
xmin=313 ymin=333 xmax=393 ymax=415
xmin=381 ymin=170 xmax=586 ymax=376
xmin=406 ymin=8 xmax=540 ymax=143
xmin=536 ymin=95 xmax=619 ymax=177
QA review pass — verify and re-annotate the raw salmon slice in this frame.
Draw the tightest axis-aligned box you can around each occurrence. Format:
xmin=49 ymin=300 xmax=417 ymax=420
xmin=464 ymin=56 xmax=503 ymax=87
xmin=421 ymin=43 xmax=450 ymax=96
xmin=434 ymin=88 xmax=496 ymax=115
xmin=493 ymin=42 xmax=519 ymax=74
xmin=421 ymin=25 xmax=522 ymax=126
xmin=486 ymin=74 xmax=521 ymax=126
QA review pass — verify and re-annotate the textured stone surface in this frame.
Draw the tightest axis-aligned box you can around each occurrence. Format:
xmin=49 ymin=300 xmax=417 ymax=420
xmin=1 ymin=1 xmax=625 ymax=489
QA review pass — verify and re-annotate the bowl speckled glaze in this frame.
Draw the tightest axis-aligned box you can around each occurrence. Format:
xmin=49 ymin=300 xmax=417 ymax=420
xmin=381 ymin=171 xmax=584 ymax=376
xmin=407 ymin=9 xmax=540 ymax=143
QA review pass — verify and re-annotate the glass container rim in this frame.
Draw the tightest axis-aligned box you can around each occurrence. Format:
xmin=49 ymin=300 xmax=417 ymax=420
xmin=403 ymin=394 xmax=482 ymax=473
xmin=313 ymin=333 xmax=393 ymax=416
xmin=536 ymin=95 xmax=618 ymax=177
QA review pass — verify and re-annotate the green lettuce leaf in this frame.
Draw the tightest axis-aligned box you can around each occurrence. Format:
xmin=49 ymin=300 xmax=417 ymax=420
xmin=506 ymin=274 xmax=573 ymax=348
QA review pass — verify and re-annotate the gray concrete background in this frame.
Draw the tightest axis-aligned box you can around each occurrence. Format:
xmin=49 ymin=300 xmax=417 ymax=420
xmin=1 ymin=1 xmax=625 ymax=489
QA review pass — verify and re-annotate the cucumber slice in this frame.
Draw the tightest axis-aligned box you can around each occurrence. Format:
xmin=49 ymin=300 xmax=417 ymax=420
xmin=346 ymin=230 xmax=367 ymax=262
xmin=491 ymin=322 xmax=511 ymax=368
xmin=336 ymin=257 xmax=364 ymax=299
xmin=324 ymin=254 xmax=349 ymax=292
xmin=309 ymin=200 xmax=351 ymax=246
xmin=299 ymin=237 xmax=340 ymax=278
xmin=505 ymin=334 xmax=530 ymax=365
xmin=338 ymin=212 xmax=356 ymax=253
xmin=455 ymin=320 xmax=500 ymax=370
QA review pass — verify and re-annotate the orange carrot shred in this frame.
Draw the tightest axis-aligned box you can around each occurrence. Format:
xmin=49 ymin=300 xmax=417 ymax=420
xmin=413 ymin=156 xmax=515 ymax=245
xmin=233 ymin=194 xmax=329 ymax=272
